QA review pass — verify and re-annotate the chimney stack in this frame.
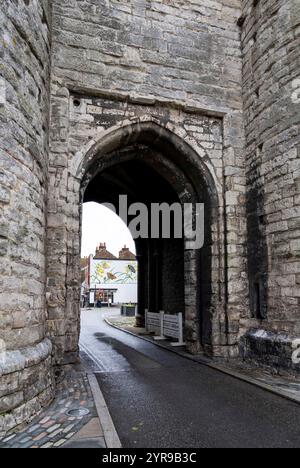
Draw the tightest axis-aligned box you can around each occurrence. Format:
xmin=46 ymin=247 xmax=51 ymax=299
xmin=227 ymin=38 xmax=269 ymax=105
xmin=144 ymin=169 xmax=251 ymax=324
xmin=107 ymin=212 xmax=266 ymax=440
xmin=119 ymin=245 xmax=136 ymax=260
xmin=94 ymin=242 xmax=116 ymax=260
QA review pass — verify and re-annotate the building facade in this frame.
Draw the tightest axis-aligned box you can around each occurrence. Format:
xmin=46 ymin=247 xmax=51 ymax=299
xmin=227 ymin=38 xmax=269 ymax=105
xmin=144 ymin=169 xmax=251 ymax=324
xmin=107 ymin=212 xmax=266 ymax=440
xmin=0 ymin=0 xmax=299 ymax=434
xmin=84 ymin=244 xmax=138 ymax=306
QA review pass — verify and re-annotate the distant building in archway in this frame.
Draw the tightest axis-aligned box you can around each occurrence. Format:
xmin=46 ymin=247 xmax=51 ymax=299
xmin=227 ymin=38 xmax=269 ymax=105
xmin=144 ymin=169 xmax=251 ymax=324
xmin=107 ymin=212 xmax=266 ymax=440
xmin=82 ymin=244 xmax=138 ymax=307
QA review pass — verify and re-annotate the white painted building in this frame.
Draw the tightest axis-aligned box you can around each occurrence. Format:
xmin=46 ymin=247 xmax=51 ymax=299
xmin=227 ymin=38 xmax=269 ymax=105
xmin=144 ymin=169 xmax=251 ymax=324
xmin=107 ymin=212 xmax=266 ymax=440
xmin=85 ymin=244 xmax=138 ymax=306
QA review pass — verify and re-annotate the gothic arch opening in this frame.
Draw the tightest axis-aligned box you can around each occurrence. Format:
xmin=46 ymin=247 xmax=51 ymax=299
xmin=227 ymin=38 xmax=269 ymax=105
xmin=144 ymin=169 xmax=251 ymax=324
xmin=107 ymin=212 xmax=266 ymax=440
xmin=78 ymin=121 xmax=221 ymax=354
xmin=81 ymin=202 xmax=137 ymax=308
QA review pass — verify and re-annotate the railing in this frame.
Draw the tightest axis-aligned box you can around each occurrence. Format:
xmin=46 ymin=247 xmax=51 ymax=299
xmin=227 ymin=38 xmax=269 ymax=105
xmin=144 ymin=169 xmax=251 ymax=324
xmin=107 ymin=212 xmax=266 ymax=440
xmin=145 ymin=310 xmax=185 ymax=347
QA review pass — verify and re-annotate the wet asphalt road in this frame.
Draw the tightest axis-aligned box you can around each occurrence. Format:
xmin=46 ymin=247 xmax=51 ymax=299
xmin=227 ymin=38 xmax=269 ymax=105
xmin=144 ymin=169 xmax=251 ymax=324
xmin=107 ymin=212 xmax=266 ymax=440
xmin=80 ymin=309 xmax=300 ymax=448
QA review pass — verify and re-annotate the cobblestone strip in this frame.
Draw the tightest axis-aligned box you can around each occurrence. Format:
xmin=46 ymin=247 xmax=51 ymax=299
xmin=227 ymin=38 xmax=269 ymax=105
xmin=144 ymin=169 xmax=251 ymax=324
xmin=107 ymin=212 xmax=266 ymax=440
xmin=0 ymin=371 xmax=99 ymax=449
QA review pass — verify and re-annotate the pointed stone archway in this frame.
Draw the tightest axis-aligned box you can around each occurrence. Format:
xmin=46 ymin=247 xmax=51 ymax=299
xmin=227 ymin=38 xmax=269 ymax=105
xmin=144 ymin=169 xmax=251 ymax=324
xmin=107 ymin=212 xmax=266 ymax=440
xmin=47 ymin=119 xmax=223 ymax=361
xmin=80 ymin=121 xmax=220 ymax=353
xmin=46 ymin=99 xmax=247 ymax=366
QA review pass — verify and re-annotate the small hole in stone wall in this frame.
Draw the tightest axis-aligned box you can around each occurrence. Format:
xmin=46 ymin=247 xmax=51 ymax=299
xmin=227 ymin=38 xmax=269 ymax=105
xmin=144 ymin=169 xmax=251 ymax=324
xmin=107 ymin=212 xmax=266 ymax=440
xmin=73 ymin=99 xmax=81 ymax=108
xmin=24 ymin=0 xmax=30 ymax=6
xmin=237 ymin=16 xmax=246 ymax=28
xmin=253 ymin=0 xmax=260 ymax=7
xmin=255 ymin=87 xmax=260 ymax=98
xmin=253 ymin=32 xmax=257 ymax=43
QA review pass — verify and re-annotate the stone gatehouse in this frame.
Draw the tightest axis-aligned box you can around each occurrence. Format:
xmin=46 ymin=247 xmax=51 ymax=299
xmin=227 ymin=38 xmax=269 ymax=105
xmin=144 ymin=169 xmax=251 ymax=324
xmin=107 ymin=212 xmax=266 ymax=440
xmin=0 ymin=0 xmax=299 ymax=433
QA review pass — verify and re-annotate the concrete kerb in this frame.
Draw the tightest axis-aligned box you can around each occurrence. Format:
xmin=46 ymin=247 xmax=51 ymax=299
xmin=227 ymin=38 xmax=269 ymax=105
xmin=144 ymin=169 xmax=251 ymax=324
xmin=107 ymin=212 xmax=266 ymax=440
xmin=87 ymin=373 xmax=122 ymax=449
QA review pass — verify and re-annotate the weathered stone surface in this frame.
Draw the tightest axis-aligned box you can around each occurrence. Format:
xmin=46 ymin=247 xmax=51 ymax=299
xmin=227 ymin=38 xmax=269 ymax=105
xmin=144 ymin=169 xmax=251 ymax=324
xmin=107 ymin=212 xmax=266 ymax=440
xmin=47 ymin=0 xmax=248 ymax=365
xmin=0 ymin=0 xmax=54 ymax=432
xmin=241 ymin=0 xmax=300 ymax=354
xmin=0 ymin=0 xmax=299 ymax=436
xmin=240 ymin=329 xmax=300 ymax=373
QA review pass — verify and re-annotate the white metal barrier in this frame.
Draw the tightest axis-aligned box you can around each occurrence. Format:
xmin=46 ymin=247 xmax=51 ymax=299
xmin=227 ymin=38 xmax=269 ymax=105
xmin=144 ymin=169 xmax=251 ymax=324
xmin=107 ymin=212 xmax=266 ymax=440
xmin=145 ymin=310 xmax=185 ymax=347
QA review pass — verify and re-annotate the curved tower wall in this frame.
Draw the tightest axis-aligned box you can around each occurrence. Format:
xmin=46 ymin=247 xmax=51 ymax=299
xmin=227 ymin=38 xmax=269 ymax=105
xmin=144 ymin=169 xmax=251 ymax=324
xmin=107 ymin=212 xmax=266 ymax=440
xmin=0 ymin=0 xmax=54 ymax=435
xmin=241 ymin=0 xmax=300 ymax=368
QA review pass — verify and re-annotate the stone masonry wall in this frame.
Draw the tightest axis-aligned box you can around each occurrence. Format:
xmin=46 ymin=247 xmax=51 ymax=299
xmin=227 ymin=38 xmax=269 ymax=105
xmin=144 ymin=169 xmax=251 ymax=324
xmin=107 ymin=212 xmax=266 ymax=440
xmin=241 ymin=0 xmax=300 ymax=369
xmin=0 ymin=0 xmax=54 ymax=434
xmin=48 ymin=0 xmax=249 ymax=364
xmin=1 ymin=0 xmax=299 ymax=434
xmin=51 ymin=0 xmax=243 ymax=112
xmin=241 ymin=0 xmax=300 ymax=331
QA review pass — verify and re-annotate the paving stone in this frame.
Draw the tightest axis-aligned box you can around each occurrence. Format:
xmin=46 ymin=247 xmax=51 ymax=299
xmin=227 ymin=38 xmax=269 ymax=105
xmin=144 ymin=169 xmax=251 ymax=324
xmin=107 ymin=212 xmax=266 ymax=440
xmin=62 ymin=438 xmax=106 ymax=449
xmin=3 ymin=435 xmax=16 ymax=442
xmin=49 ymin=429 xmax=63 ymax=439
xmin=40 ymin=417 xmax=51 ymax=425
xmin=47 ymin=424 xmax=61 ymax=434
xmin=41 ymin=442 xmax=54 ymax=449
xmin=33 ymin=432 xmax=47 ymax=442
xmin=53 ymin=439 xmax=66 ymax=447
xmin=42 ymin=420 xmax=56 ymax=429
xmin=63 ymin=424 xmax=75 ymax=434
xmin=70 ymin=418 xmax=103 ymax=440
xmin=19 ymin=436 xmax=32 ymax=444
xmin=28 ymin=425 xmax=42 ymax=434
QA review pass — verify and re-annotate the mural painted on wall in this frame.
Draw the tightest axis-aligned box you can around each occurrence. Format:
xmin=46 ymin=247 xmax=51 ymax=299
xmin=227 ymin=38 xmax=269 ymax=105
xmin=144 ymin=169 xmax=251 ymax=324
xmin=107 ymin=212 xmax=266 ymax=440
xmin=91 ymin=260 xmax=138 ymax=285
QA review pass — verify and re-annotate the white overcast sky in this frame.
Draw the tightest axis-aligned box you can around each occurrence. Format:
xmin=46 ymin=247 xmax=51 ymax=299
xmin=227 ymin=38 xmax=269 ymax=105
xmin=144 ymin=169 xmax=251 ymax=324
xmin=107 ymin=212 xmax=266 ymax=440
xmin=81 ymin=202 xmax=136 ymax=258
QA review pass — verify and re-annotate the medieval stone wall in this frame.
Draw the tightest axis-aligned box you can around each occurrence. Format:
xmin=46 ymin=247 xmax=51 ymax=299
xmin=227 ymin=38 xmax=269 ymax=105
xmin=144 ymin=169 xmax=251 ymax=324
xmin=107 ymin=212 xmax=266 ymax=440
xmin=241 ymin=0 xmax=300 ymax=367
xmin=51 ymin=0 xmax=243 ymax=111
xmin=0 ymin=0 xmax=54 ymax=435
xmin=48 ymin=0 xmax=249 ymax=364
xmin=0 ymin=0 xmax=299 ymax=435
